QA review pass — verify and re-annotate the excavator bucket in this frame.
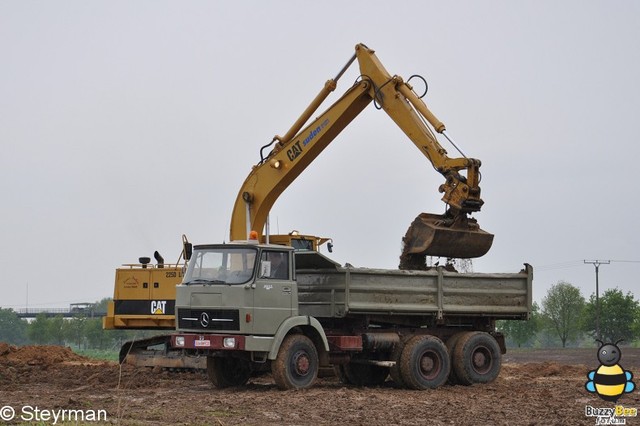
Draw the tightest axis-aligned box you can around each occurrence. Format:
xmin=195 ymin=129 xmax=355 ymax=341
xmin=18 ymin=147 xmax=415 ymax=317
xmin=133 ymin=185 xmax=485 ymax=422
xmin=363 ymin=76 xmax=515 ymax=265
xmin=401 ymin=213 xmax=494 ymax=260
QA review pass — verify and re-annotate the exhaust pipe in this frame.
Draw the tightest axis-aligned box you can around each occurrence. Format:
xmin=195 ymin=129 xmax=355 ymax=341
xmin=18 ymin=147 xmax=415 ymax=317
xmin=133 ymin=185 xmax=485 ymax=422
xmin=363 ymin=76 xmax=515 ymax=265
xmin=154 ymin=251 xmax=164 ymax=268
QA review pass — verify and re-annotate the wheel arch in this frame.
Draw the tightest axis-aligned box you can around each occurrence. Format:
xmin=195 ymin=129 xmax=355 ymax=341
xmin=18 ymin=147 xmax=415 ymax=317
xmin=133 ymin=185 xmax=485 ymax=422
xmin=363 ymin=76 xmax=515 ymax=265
xmin=267 ymin=316 xmax=329 ymax=360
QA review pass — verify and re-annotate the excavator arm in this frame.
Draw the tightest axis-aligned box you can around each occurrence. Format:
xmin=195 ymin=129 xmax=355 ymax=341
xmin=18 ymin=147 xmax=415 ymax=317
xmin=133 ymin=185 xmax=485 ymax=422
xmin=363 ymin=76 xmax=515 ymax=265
xmin=230 ymin=44 xmax=493 ymax=261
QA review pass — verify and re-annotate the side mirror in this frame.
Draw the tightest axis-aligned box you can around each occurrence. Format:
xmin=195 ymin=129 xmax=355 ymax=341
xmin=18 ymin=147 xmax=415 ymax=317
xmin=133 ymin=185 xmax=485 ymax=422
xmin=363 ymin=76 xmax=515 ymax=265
xmin=183 ymin=243 xmax=192 ymax=261
xmin=182 ymin=234 xmax=193 ymax=261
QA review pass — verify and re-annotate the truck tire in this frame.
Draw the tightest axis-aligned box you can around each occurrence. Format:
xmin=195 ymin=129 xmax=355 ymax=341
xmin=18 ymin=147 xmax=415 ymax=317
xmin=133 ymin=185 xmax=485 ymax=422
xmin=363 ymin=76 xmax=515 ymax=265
xmin=389 ymin=341 xmax=406 ymax=388
xmin=445 ymin=332 xmax=472 ymax=385
xmin=342 ymin=362 xmax=389 ymax=387
xmin=272 ymin=334 xmax=318 ymax=390
xmin=399 ymin=335 xmax=450 ymax=390
xmin=206 ymin=356 xmax=251 ymax=388
xmin=452 ymin=331 xmax=501 ymax=385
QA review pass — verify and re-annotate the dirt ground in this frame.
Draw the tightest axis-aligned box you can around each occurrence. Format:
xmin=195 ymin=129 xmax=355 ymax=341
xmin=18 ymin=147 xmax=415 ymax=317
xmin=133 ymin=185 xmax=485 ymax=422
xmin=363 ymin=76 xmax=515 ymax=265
xmin=1 ymin=343 xmax=640 ymax=425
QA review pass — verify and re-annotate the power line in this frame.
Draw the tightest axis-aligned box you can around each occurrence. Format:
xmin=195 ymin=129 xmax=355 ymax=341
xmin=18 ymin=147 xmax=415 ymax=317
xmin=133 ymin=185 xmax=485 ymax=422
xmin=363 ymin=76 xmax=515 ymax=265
xmin=534 ymin=259 xmax=640 ymax=272
xmin=534 ymin=260 xmax=583 ymax=271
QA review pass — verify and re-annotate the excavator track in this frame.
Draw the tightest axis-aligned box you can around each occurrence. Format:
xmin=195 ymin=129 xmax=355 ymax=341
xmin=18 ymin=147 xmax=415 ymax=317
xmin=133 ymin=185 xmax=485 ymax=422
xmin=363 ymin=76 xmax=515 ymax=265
xmin=399 ymin=213 xmax=494 ymax=270
xmin=119 ymin=335 xmax=205 ymax=370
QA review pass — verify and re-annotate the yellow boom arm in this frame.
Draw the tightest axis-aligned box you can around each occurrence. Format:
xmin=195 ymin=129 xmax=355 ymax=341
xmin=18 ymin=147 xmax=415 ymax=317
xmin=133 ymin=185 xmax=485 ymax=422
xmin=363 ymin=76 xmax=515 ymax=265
xmin=230 ymin=44 xmax=490 ymax=259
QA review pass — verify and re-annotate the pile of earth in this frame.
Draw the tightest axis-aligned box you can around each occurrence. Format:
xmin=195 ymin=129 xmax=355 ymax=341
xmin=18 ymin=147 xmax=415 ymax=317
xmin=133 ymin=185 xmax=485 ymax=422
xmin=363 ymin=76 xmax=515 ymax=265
xmin=0 ymin=343 xmax=88 ymax=366
xmin=0 ymin=342 xmax=206 ymax=391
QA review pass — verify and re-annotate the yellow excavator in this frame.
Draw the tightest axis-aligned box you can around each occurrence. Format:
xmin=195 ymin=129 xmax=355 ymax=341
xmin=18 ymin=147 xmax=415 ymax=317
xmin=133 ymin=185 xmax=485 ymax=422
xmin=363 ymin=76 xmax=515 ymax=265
xmin=104 ymin=43 xmax=493 ymax=368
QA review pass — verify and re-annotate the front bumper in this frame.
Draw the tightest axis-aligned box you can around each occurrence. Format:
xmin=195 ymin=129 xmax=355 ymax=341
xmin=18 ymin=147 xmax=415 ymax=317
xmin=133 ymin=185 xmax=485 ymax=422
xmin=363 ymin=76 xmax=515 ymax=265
xmin=171 ymin=333 xmax=246 ymax=351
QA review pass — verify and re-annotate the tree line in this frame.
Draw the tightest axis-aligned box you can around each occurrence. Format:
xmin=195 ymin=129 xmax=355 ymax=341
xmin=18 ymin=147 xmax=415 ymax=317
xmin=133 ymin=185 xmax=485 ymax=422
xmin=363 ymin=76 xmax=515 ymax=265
xmin=2 ymin=285 xmax=639 ymax=350
xmin=0 ymin=298 xmax=157 ymax=350
xmin=498 ymin=282 xmax=640 ymax=348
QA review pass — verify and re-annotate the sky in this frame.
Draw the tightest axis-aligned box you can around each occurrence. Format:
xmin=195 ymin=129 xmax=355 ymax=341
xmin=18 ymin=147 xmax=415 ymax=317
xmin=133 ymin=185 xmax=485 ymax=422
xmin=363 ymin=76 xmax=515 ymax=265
xmin=1 ymin=1 xmax=639 ymax=310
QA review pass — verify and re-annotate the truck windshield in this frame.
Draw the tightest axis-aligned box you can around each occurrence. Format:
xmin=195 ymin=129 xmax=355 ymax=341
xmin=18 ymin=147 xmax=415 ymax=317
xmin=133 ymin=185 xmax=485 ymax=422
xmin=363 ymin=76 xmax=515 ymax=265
xmin=183 ymin=247 xmax=257 ymax=285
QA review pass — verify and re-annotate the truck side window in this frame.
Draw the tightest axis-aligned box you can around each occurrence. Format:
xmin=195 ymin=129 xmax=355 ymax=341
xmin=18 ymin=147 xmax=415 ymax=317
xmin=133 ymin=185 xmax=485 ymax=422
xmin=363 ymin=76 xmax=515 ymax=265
xmin=261 ymin=251 xmax=289 ymax=280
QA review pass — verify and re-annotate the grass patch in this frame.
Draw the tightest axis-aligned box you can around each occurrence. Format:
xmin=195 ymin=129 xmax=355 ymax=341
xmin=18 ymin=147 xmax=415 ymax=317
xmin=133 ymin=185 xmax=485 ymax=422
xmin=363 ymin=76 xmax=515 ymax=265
xmin=73 ymin=348 xmax=119 ymax=362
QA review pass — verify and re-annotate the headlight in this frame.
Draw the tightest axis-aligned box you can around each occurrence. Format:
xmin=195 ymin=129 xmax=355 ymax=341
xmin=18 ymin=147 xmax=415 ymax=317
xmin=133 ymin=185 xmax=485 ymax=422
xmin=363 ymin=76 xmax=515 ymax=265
xmin=175 ymin=336 xmax=185 ymax=347
xmin=223 ymin=337 xmax=236 ymax=348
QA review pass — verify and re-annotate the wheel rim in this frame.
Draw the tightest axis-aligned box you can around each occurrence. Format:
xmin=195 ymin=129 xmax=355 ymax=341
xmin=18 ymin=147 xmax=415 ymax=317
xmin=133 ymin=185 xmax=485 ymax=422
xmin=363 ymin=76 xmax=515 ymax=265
xmin=471 ymin=345 xmax=492 ymax=375
xmin=292 ymin=350 xmax=311 ymax=377
xmin=418 ymin=350 xmax=441 ymax=380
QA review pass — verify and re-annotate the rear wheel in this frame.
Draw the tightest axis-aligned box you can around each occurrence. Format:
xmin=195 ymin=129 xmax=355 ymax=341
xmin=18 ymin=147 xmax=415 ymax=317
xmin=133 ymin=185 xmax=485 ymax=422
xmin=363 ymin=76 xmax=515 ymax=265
xmin=206 ymin=356 xmax=251 ymax=388
xmin=389 ymin=341 xmax=406 ymax=388
xmin=452 ymin=332 xmax=501 ymax=385
xmin=272 ymin=334 xmax=318 ymax=390
xmin=445 ymin=332 xmax=471 ymax=384
xmin=399 ymin=336 xmax=450 ymax=390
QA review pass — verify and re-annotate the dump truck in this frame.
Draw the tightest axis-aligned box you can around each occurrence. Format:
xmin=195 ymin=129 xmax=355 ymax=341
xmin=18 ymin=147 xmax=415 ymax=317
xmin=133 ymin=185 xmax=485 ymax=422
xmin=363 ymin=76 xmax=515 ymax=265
xmin=170 ymin=242 xmax=531 ymax=390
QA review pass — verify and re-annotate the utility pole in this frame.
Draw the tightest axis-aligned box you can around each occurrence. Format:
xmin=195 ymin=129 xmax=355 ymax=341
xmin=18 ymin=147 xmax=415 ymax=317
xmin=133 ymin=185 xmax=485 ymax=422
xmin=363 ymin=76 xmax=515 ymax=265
xmin=584 ymin=260 xmax=610 ymax=341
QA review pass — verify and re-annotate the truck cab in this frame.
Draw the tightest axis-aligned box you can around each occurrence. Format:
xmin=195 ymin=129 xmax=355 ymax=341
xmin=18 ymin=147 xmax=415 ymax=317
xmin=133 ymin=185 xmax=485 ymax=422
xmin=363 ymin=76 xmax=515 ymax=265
xmin=172 ymin=242 xmax=329 ymax=389
xmin=175 ymin=242 xmax=298 ymax=337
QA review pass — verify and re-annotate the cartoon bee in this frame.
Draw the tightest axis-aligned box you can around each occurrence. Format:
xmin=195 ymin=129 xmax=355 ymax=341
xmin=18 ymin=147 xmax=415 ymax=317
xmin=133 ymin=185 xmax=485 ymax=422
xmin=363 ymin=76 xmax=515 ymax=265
xmin=585 ymin=339 xmax=636 ymax=402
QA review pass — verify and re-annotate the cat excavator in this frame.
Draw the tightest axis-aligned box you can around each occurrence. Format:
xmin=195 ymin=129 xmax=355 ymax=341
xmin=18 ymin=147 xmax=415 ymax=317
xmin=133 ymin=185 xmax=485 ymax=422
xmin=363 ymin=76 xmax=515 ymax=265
xmin=105 ymin=43 xmax=493 ymax=368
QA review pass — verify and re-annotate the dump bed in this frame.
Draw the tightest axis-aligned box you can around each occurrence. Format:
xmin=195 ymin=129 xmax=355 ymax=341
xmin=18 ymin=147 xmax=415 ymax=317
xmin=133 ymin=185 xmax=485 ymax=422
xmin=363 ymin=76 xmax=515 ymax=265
xmin=295 ymin=252 xmax=532 ymax=321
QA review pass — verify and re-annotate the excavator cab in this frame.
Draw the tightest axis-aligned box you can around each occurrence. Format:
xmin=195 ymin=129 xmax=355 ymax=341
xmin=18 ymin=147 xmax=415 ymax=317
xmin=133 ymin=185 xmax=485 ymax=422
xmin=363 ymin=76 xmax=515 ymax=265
xmin=260 ymin=233 xmax=333 ymax=253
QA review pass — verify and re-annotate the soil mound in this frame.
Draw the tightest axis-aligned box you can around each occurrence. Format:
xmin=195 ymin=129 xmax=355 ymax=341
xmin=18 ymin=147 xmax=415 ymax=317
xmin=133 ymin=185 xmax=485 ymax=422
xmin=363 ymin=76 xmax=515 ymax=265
xmin=0 ymin=343 xmax=89 ymax=367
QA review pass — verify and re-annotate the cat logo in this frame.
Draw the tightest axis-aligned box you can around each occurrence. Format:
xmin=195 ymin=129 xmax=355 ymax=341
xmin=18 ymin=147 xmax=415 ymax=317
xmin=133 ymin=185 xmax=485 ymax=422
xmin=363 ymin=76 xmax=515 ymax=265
xmin=151 ymin=300 xmax=167 ymax=315
xmin=287 ymin=141 xmax=303 ymax=161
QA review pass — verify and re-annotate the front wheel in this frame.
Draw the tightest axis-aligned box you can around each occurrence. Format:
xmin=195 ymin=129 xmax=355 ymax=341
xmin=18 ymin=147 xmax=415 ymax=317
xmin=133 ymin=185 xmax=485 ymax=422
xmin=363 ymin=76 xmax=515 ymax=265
xmin=206 ymin=356 xmax=251 ymax=388
xmin=272 ymin=334 xmax=319 ymax=390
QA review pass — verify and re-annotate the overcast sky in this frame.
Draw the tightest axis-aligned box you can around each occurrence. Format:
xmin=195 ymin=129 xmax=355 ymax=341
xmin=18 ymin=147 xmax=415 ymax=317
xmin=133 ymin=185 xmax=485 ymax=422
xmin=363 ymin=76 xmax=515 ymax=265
xmin=1 ymin=1 xmax=639 ymax=310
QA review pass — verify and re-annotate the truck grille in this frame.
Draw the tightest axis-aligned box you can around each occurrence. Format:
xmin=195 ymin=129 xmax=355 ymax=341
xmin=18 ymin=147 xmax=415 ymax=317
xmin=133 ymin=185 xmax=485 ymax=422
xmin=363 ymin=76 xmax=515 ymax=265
xmin=177 ymin=309 xmax=240 ymax=331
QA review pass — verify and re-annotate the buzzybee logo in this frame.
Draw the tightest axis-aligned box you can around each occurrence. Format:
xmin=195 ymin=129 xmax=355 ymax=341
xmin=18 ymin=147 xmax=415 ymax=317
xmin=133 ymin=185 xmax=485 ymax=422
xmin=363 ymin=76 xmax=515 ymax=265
xmin=585 ymin=340 xmax=635 ymax=402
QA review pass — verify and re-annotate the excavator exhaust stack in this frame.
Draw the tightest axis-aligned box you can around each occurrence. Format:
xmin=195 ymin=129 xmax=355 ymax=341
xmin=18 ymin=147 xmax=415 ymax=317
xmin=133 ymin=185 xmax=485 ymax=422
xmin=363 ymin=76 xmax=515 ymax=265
xmin=400 ymin=213 xmax=494 ymax=269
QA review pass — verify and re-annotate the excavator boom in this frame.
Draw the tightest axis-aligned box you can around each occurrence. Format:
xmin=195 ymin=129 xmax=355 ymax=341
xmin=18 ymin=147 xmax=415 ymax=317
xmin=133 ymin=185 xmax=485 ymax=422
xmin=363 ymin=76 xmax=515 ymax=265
xmin=231 ymin=43 xmax=493 ymax=260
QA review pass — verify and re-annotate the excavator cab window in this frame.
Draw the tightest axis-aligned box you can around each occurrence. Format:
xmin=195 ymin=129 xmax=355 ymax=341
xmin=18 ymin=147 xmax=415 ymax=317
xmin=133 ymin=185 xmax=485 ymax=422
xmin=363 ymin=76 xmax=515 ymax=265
xmin=290 ymin=238 xmax=314 ymax=251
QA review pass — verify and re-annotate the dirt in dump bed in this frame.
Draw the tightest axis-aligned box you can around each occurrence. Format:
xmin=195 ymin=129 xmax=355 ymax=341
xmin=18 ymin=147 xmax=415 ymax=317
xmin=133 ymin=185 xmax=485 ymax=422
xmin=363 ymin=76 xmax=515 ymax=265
xmin=2 ymin=346 xmax=640 ymax=425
